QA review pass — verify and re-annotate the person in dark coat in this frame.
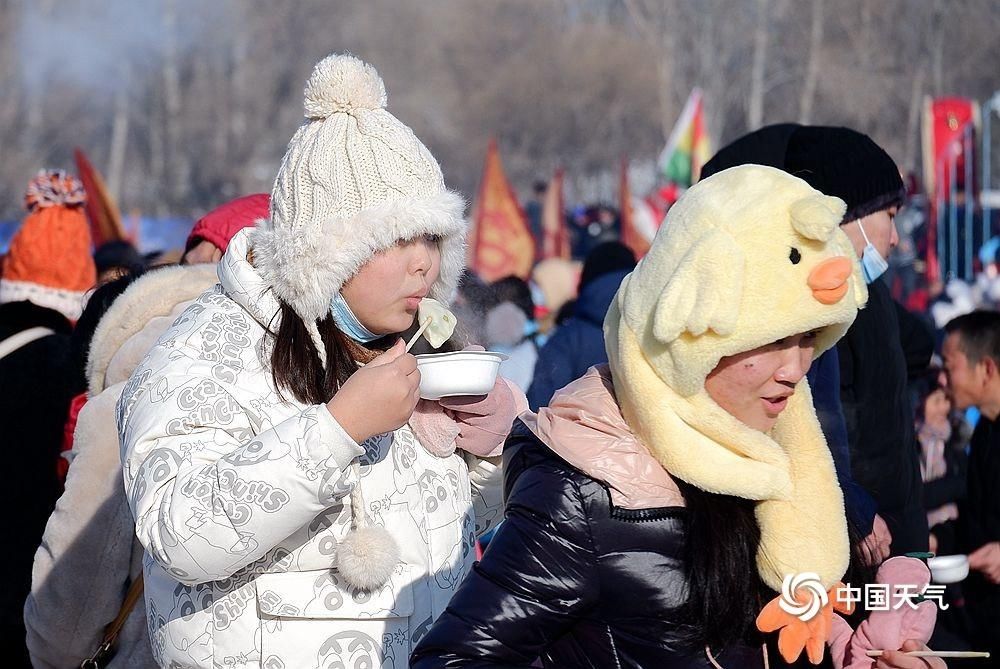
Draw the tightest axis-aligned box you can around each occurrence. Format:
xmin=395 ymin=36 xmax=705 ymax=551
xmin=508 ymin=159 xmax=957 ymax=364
xmin=23 ymin=194 xmax=269 ymax=669
xmin=527 ymin=241 xmax=636 ymax=410
xmin=938 ymin=311 xmax=1000 ymax=663
xmin=524 ymin=180 xmax=547 ymax=257
xmin=412 ymin=166 xmax=939 ymax=669
xmin=840 ymin=284 xmax=934 ymax=555
xmin=702 ymin=127 xmax=887 ymax=557
xmin=913 ymin=368 xmax=970 ymax=537
xmin=0 ymin=170 xmax=96 ymax=666
xmin=701 ymin=124 xmax=932 ymax=557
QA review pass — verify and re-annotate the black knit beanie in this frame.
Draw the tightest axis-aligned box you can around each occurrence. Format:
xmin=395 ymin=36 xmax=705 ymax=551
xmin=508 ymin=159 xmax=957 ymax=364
xmin=701 ymin=124 xmax=906 ymax=224
xmin=700 ymin=123 xmax=800 ymax=179
xmin=784 ymin=126 xmax=905 ymax=222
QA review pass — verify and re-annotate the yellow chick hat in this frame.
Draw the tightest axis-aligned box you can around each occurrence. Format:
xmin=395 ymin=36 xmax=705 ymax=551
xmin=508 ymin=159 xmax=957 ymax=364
xmin=605 ymin=165 xmax=868 ymax=663
xmin=613 ymin=164 xmax=866 ymax=398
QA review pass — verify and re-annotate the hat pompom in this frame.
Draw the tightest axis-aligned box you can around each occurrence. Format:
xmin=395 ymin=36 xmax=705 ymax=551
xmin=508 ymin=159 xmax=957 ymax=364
xmin=337 ymin=525 xmax=399 ymax=591
xmin=24 ymin=169 xmax=86 ymax=212
xmin=304 ymin=53 xmax=387 ymax=119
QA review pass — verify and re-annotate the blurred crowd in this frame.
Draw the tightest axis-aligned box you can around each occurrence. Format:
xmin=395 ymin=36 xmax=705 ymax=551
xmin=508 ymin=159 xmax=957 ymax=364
xmin=2 ymin=53 xmax=1000 ymax=669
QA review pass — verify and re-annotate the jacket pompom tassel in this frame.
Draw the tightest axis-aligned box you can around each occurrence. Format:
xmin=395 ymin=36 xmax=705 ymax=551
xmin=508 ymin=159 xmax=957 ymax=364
xmin=337 ymin=525 xmax=399 ymax=591
xmin=337 ymin=463 xmax=400 ymax=591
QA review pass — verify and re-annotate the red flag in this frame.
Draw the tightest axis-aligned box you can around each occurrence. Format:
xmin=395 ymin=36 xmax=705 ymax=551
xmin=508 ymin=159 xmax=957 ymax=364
xmin=923 ymin=97 xmax=978 ymax=197
xmin=619 ymin=158 xmax=650 ymax=258
xmin=541 ymin=168 xmax=569 ymax=260
xmin=73 ymin=148 xmax=127 ymax=247
xmin=922 ymin=97 xmax=980 ymax=281
xmin=468 ymin=139 xmax=535 ymax=282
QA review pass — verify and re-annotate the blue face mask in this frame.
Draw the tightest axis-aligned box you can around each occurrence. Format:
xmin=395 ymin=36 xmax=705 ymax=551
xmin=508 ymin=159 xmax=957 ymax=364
xmin=857 ymin=220 xmax=889 ymax=284
xmin=330 ymin=291 xmax=381 ymax=343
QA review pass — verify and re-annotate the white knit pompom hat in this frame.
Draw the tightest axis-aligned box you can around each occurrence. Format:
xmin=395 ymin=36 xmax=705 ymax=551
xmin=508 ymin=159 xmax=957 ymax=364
xmin=252 ymin=53 xmax=467 ymax=366
xmin=252 ymin=54 xmax=466 ymax=592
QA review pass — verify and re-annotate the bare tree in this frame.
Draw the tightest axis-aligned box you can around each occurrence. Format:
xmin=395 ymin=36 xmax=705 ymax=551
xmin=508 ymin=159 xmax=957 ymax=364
xmin=931 ymin=0 xmax=946 ymax=96
xmin=624 ymin=0 xmax=681 ymax=140
xmin=162 ymin=0 xmax=188 ymax=207
xmin=1 ymin=0 xmax=999 ymax=221
xmin=747 ymin=0 xmax=771 ymax=130
xmin=798 ymin=0 xmax=824 ymax=124
xmin=902 ymin=66 xmax=927 ymax=172
xmin=106 ymin=64 xmax=129 ymax=201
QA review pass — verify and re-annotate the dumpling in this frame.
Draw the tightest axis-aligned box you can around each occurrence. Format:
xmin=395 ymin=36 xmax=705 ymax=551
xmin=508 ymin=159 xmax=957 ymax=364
xmin=417 ymin=297 xmax=457 ymax=348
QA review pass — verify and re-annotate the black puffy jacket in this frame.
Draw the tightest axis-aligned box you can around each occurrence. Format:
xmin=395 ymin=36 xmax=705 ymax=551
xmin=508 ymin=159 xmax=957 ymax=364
xmin=411 ymin=421 xmax=829 ymax=669
xmin=837 ymin=280 xmax=932 ymax=554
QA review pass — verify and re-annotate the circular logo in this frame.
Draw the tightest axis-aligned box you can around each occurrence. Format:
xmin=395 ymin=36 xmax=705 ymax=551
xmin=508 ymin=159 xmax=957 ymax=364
xmin=779 ymin=572 xmax=829 ymax=621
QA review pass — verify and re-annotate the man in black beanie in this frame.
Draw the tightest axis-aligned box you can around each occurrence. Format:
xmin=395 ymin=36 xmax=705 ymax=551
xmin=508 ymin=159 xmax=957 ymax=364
xmin=702 ymin=125 xmax=934 ymax=557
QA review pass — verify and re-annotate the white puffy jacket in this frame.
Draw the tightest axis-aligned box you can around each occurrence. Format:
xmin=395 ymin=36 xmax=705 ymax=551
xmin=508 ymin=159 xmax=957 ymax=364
xmin=118 ymin=230 xmax=503 ymax=668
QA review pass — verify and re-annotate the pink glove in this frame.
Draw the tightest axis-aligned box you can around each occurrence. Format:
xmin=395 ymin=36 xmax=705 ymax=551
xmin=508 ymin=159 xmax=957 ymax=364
xmin=409 ymin=349 xmax=528 ymax=458
xmin=440 ymin=376 xmax=528 ymax=456
xmin=827 ymin=557 xmax=938 ymax=669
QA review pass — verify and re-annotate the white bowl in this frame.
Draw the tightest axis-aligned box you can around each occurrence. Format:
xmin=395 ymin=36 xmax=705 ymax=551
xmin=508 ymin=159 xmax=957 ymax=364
xmin=928 ymin=554 xmax=969 ymax=584
xmin=415 ymin=350 xmax=508 ymax=400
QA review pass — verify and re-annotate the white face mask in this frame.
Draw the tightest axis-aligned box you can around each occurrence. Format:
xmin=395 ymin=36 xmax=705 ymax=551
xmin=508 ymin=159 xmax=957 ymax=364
xmin=856 ymin=220 xmax=889 ymax=284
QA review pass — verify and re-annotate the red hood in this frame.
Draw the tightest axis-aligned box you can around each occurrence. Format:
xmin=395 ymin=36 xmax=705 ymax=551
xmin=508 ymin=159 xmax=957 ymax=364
xmin=186 ymin=193 xmax=269 ymax=252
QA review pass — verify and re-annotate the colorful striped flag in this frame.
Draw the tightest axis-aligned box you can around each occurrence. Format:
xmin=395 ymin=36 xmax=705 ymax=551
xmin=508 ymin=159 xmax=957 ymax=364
xmin=658 ymin=88 xmax=711 ymax=188
xmin=468 ymin=139 xmax=535 ymax=281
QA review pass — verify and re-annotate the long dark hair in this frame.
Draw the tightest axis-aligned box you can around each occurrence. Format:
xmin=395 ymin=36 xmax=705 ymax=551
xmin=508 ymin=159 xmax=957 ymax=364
xmin=676 ymin=479 xmax=873 ymax=651
xmin=72 ymin=268 xmax=146 ymax=391
xmin=676 ymin=479 xmax=769 ymax=649
xmin=913 ymin=366 xmax=948 ymax=427
xmin=269 ymin=302 xmax=367 ymax=405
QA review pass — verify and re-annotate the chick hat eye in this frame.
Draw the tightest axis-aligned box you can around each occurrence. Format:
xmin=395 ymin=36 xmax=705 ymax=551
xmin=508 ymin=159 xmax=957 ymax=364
xmin=789 ymin=247 xmax=802 ymax=264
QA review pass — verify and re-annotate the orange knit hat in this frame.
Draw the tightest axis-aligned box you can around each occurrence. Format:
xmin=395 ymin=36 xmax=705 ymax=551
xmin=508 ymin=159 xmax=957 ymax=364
xmin=0 ymin=170 xmax=96 ymax=320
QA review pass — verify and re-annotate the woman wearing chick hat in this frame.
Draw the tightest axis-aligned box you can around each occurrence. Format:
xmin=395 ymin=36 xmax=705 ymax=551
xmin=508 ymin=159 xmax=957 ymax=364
xmin=118 ymin=54 xmax=520 ymax=668
xmin=700 ymin=125 xmax=933 ymax=560
xmin=413 ymin=165 xmax=942 ymax=668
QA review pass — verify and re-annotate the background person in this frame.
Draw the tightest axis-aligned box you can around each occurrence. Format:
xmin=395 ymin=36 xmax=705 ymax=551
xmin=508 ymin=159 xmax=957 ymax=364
xmin=0 ymin=170 xmax=96 ymax=665
xmin=24 ymin=193 xmax=268 ymax=669
xmin=701 ymin=124 xmax=934 ymax=558
xmin=937 ymin=310 xmax=1000 ymax=664
xmin=527 ymin=241 xmax=635 ymax=410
